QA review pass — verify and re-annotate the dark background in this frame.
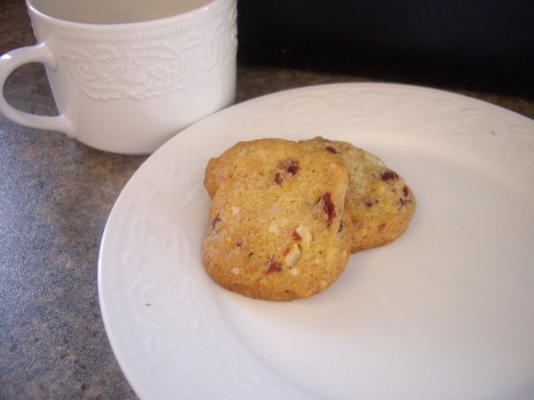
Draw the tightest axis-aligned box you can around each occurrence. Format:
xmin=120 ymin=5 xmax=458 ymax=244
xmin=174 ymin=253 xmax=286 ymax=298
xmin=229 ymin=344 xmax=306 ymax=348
xmin=237 ymin=0 xmax=534 ymax=97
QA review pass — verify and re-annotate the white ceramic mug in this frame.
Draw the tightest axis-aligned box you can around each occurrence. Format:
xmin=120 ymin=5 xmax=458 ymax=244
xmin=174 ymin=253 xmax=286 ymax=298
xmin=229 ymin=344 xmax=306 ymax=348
xmin=0 ymin=0 xmax=237 ymax=154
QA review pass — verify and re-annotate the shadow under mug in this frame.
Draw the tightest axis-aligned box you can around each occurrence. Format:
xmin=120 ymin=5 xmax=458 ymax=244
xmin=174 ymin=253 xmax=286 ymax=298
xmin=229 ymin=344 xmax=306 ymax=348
xmin=0 ymin=0 xmax=237 ymax=154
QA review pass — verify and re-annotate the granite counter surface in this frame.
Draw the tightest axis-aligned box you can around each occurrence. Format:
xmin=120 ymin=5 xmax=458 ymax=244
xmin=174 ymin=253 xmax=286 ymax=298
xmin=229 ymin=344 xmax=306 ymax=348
xmin=0 ymin=0 xmax=532 ymax=399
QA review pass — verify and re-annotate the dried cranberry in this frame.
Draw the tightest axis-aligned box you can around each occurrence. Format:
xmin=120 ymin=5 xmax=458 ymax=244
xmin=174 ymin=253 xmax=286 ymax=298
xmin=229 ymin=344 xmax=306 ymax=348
xmin=399 ymin=198 xmax=412 ymax=207
xmin=322 ymin=192 xmax=336 ymax=226
xmin=274 ymin=172 xmax=283 ymax=185
xmin=381 ymin=170 xmax=399 ymax=181
xmin=211 ymin=215 xmax=221 ymax=229
xmin=279 ymin=159 xmax=299 ymax=175
xmin=364 ymin=199 xmax=378 ymax=208
xmin=287 ymin=164 xmax=299 ymax=175
xmin=265 ymin=259 xmax=282 ymax=274
xmin=403 ymin=186 xmax=409 ymax=197
xmin=325 ymin=146 xmax=337 ymax=154
xmin=291 ymin=230 xmax=302 ymax=240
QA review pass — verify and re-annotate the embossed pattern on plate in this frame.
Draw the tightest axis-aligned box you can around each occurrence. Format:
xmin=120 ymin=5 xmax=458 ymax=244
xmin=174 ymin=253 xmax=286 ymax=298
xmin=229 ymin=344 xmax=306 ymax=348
xmin=99 ymin=83 xmax=534 ymax=400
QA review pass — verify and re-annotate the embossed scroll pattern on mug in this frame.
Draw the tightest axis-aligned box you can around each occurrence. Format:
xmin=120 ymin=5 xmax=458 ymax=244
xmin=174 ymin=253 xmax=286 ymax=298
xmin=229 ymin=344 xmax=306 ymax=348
xmin=59 ymin=9 xmax=237 ymax=102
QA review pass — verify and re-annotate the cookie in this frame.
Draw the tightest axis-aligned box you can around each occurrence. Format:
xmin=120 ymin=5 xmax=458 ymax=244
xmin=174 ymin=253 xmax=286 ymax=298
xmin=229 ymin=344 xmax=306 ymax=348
xmin=202 ymin=138 xmax=352 ymax=301
xmin=300 ymin=137 xmax=416 ymax=252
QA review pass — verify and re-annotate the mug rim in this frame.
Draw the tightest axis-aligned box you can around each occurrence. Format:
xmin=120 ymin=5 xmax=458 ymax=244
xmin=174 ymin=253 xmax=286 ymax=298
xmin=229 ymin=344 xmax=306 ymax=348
xmin=26 ymin=0 xmax=232 ymax=28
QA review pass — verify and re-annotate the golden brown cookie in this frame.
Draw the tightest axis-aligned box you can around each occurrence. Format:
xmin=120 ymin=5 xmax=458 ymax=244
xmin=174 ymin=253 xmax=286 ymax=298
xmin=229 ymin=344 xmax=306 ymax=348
xmin=300 ymin=137 xmax=416 ymax=252
xmin=202 ymin=138 xmax=352 ymax=301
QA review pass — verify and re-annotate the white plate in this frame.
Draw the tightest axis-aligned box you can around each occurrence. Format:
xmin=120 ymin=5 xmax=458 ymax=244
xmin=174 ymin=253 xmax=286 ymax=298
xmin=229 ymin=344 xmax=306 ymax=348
xmin=98 ymin=83 xmax=534 ymax=400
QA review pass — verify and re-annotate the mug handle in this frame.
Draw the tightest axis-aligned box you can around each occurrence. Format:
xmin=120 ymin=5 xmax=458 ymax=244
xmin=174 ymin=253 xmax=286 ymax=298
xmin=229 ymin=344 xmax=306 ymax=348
xmin=0 ymin=43 xmax=74 ymax=137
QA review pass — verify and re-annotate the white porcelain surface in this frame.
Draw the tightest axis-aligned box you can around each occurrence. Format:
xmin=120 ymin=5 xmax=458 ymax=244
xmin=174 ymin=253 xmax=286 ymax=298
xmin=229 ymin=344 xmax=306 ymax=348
xmin=98 ymin=83 xmax=534 ymax=399
xmin=0 ymin=0 xmax=237 ymax=154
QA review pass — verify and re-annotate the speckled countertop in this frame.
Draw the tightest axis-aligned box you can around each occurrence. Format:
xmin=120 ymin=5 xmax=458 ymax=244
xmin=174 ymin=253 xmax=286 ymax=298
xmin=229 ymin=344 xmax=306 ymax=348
xmin=0 ymin=0 xmax=532 ymax=399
